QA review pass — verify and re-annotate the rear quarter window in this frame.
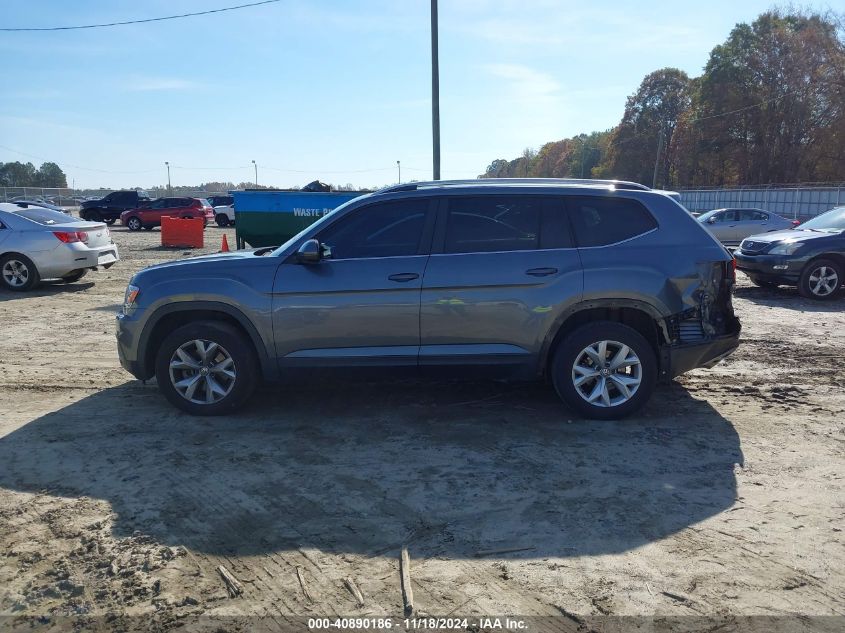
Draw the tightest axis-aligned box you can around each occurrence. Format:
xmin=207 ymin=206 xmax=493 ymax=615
xmin=566 ymin=196 xmax=657 ymax=247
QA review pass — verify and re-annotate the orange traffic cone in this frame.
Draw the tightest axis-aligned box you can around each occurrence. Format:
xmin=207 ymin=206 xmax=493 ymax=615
xmin=221 ymin=234 xmax=230 ymax=253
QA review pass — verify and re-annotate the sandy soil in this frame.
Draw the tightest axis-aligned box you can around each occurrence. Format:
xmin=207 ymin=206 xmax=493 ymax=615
xmin=1 ymin=226 xmax=843 ymax=631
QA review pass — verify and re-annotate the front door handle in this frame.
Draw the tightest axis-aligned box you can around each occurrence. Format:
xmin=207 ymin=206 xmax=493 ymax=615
xmin=388 ymin=272 xmax=419 ymax=282
xmin=526 ymin=267 xmax=558 ymax=277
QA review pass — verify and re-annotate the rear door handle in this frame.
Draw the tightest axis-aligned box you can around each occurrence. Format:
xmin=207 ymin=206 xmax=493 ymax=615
xmin=388 ymin=272 xmax=419 ymax=282
xmin=526 ymin=267 xmax=558 ymax=277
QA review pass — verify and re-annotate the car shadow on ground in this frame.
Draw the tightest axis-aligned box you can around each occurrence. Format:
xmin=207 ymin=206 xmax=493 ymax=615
xmin=0 ymin=281 xmax=95 ymax=301
xmin=0 ymin=378 xmax=742 ymax=560
xmin=733 ymin=282 xmax=844 ymax=311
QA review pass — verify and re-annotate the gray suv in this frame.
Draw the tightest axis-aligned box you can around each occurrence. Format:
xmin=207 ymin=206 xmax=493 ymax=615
xmin=116 ymin=179 xmax=741 ymax=420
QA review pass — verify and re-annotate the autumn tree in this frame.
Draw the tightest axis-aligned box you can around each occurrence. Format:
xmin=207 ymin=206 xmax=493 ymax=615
xmin=674 ymin=10 xmax=845 ymax=185
xmin=598 ymin=68 xmax=691 ymax=188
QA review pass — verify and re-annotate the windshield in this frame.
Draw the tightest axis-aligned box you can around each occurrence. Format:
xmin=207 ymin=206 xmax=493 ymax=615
xmin=697 ymin=209 xmax=722 ymax=222
xmin=14 ymin=208 xmax=83 ymax=225
xmin=799 ymin=206 xmax=845 ymax=231
xmin=270 ymin=194 xmax=370 ymax=256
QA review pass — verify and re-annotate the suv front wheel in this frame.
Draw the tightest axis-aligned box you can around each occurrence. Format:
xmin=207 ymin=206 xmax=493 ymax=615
xmin=551 ymin=321 xmax=657 ymax=420
xmin=154 ymin=321 xmax=258 ymax=415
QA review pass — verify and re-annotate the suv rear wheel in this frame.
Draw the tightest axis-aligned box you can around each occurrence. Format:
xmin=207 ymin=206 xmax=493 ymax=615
xmin=551 ymin=321 xmax=657 ymax=420
xmin=154 ymin=321 xmax=258 ymax=415
xmin=798 ymin=259 xmax=842 ymax=300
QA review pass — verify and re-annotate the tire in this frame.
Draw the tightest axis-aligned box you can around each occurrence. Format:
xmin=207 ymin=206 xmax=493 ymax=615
xmin=749 ymin=276 xmax=779 ymax=289
xmin=104 ymin=219 xmax=116 ymax=226
xmin=0 ymin=253 xmax=40 ymax=292
xmin=62 ymin=269 xmax=88 ymax=283
xmin=154 ymin=321 xmax=258 ymax=416
xmin=88 ymin=210 xmax=103 ymax=222
xmin=216 ymin=214 xmax=230 ymax=228
xmin=798 ymin=258 xmax=843 ymax=300
xmin=550 ymin=321 xmax=657 ymax=420
xmin=126 ymin=216 xmax=142 ymax=231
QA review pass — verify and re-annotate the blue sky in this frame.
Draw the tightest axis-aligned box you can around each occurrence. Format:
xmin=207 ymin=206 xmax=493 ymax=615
xmin=0 ymin=0 xmax=831 ymax=189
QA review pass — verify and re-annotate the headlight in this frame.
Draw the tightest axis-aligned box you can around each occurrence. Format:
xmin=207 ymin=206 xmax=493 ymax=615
xmin=123 ymin=284 xmax=140 ymax=314
xmin=769 ymin=241 xmax=803 ymax=255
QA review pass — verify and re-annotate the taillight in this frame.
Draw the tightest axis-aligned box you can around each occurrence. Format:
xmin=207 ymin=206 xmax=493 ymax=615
xmin=53 ymin=231 xmax=88 ymax=243
xmin=791 ymin=220 xmax=801 ymax=227
xmin=728 ymin=257 xmax=736 ymax=283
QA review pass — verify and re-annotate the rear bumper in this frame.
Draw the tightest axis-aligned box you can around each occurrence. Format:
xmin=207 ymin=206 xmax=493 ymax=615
xmin=35 ymin=243 xmax=120 ymax=278
xmin=734 ymin=252 xmax=803 ymax=283
xmin=664 ymin=331 xmax=741 ymax=379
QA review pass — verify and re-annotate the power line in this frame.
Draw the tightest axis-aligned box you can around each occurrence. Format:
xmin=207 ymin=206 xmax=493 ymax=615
xmin=0 ymin=0 xmax=282 ymax=32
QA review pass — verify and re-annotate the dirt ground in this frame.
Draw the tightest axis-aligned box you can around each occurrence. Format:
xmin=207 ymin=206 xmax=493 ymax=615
xmin=1 ymin=225 xmax=843 ymax=631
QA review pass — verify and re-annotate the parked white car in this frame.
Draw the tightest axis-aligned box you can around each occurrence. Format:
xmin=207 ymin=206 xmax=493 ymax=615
xmin=0 ymin=202 xmax=119 ymax=291
xmin=214 ymin=204 xmax=235 ymax=227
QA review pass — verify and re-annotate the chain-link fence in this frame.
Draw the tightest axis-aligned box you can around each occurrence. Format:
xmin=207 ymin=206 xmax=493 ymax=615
xmin=677 ymin=184 xmax=845 ymax=220
xmin=0 ymin=187 xmax=83 ymax=207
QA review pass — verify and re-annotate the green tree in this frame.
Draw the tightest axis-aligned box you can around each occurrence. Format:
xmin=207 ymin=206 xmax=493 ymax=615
xmin=0 ymin=161 xmax=38 ymax=187
xmin=35 ymin=162 xmax=68 ymax=187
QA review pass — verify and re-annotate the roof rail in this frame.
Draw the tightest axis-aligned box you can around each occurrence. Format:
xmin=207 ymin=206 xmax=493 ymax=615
xmin=374 ymin=178 xmax=650 ymax=195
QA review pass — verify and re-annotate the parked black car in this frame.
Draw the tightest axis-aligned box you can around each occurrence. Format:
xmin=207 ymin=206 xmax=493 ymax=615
xmin=735 ymin=206 xmax=845 ymax=300
xmin=79 ymin=190 xmax=151 ymax=224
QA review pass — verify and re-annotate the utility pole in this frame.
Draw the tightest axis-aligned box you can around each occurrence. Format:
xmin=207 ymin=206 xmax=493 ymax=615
xmin=580 ymin=138 xmax=587 ymax=179
xmin=652 ymin=128 xmax=664 ymax=189
xmin=252 ymin=159 xmax=258 ymax=187
xmin=397 ymin=160 xmax=401 ymax=184
xmin=165 ymin=161 xmax=171 ymax=194
xmin=431 ymin=0 xmax=440 ymax=181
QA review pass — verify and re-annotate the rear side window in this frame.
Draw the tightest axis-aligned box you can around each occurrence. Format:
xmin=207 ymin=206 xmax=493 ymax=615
xmin=566 ymin=196 xmax=657 ymax=247
xmin=445 ymin=196 xmax=541 ymax=253
xmin=740 ymin=210 xmax=767 ymax=221
xmin=13 ymin=209 xmax=81 ymax=225
xmin=319 ymin=199 xmax=429 ymax=259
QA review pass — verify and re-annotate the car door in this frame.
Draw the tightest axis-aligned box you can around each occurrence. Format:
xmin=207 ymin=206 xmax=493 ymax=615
xmin=735 ymin=209 xmax=768 ymax=239
xmin=141 ymin=198 xmax=166 ymax=224
xmin=0 ymin=213 xmax=10 ymax=250
xmin=272 ymin=198 xmax=435 ymax=366
xmin=709 ymin=210 xmax=739 ymax=243
xmin=419 ymin=195 xmax=582 ymax=371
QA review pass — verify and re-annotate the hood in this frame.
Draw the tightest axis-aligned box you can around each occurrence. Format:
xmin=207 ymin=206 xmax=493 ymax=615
xmin=742 ymin=228 xmax=843 ymax=245
xmin=142 ymin=250 xmax=263 ymax=272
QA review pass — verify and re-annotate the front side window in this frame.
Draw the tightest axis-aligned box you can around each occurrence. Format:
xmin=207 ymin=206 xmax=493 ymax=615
xmin=444 ymin=196 xmax=541 ymax=253
xmin=318 ymin=200 xmax=429 ymax=259
xmin=567 ymin=196 xmax=657 ymax=247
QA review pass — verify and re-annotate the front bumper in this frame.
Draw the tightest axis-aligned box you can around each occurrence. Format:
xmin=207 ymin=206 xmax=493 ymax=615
xmin=116 ymin=312 xmax=149 ymax=379
xmin=734 ymin=251 xmax=804 ymax=283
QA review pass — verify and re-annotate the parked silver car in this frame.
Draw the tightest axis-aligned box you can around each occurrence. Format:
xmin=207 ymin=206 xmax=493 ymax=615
xmin=698 ymin=207 xmax=796 ymax=246
xmin=0 ymin=203 xmax=119 ymax=291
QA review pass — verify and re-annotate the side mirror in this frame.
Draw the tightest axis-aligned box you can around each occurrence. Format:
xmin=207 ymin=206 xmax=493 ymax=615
xmin=707 ymin=217 xmax=717 ymax=224
xmin=296 ymin=238 xmax=322 ymax=264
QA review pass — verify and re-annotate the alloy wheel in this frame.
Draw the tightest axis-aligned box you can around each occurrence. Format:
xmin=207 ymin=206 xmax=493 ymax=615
xmin=808 ymin=265 xmax=839 ymax=297
xmin=168 ymin=339 xmax=236 ymax=405
xmin=571 ymin=340 xmax=642 ymax=408
xmin=2 ymin=259 xmax=29 ymax=288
